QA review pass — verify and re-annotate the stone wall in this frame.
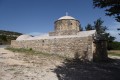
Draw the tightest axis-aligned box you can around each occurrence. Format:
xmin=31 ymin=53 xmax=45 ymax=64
xmin=11 ymin=36 xmax=94 ymax=61
xmin=54 ymin=19 xmax=80 ymax=32
xmin=49 ymin=30 xmax=79 ymax=36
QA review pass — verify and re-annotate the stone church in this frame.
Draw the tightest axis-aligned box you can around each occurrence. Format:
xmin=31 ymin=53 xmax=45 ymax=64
xmin=11 ymin=14 xmax=107 ymax=61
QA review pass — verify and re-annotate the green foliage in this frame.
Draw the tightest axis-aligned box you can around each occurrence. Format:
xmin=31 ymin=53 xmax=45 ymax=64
xmin=103 ymin=33 xmax=116 ymax=50
xmin=85 ymin=18 xmax=108 ymax=35
xmin=85 ymin=24 xmax=94 ymax=31
xmin=0 ymin=35 xmax=7 ymax=44
xmin=29 ymin=48 xmax=32 ymax=51
xmin=85 ymin=18 xmax=115 ymax=40
xmin=0 ymin=35 xmax=7 ymax=41
xmin=93 ymin=0 xmax=120 ymax=22
xmin=6 ymin=47 xmax=66 ymax=59
xmin=93 ymin=0 xmax=120 ymax=35
xmin=85 ymin=18 xmax=116 ymax=50
xmin=108 ymin=41 xmax=120 ymax=50
xmin=94 ymin=18 xmax=108 ymax=35
xmin=0 ymin=30 xmax=22 ymax=44
xmin=0 ymin=30 xmax=22 ymax=35
xmin=94 ymin=19 xmax=116 ymax=50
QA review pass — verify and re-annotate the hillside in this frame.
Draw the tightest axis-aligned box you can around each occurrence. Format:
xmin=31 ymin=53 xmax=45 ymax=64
xmin=0 ymin=30 xmax=22 ymax=44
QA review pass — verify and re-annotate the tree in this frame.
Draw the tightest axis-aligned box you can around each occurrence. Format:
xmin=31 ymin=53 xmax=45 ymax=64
xmin=108 ymin=41 xmax=120 ymax=50
xmin=94 ymin=19 xmax=116 ymax=50
xmin=118 ymin=28 xmax=120 ymax=35
xmin=104 ymin=33 xmax=116 ymax=50
xmin=93 ymin=0 xmax=120 ymax=22
xmin=94 ymin=18 xmax=108 ymax=35
xmin=0 ymin=35 xmax=7 ymax=42
xmin=85 ymin=18 xmax=115 ymax=50
xmin=93 ymin=18 xmax=114 ymax=37
xmin=85 ymin=24 xmax=94 ymax=31
xmin=0 ymin=35 xmax=7 ymax=44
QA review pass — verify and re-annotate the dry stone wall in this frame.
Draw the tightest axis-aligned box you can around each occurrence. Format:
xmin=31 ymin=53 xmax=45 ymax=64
xmin=54 ymin=19 xmax=80 ymax=32
xmin=49 ymin=30 xmax=79 ymax=36
xmin=11 ymin=36 xmax=94 ymax=61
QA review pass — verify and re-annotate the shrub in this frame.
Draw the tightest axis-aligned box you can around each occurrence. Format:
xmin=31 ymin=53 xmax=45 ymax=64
xmin=108 ymin=41 xmax=120 ymax=50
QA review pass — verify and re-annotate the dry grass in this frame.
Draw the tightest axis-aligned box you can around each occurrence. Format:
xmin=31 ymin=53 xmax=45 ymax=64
xmin=6 ymin=47 xmax=66 ymax=60
xmin=1 ymin=48 xmax=120 ymax=80
xmin=108 ymin=50 xmax=120 ymax=56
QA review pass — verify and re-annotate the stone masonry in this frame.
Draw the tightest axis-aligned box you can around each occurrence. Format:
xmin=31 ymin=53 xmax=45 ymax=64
xmin=11 ymin=14 xmax=108 ymax=61
xmin=11 ymin=36 xmax=94 ymax=61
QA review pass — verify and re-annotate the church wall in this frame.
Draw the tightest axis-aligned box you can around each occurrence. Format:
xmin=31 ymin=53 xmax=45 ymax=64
xmin=49 ymin=30 xmax=79 ymax=36
xmin=54 ymin=19 xmax=80 ymax=31
xmin=11 ymin=36 xmax=94 ymax=61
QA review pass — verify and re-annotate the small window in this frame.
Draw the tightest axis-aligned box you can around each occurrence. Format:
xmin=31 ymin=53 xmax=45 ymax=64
xmin=42 ymin=40 xmax=44 ymax=43
xmin=42 ymin=40 xmax=44 ymax=46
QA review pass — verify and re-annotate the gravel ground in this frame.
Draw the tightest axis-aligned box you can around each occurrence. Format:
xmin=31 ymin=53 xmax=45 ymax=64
xmin=0 ymin=48 xmax=63 ymax=80
xmin=0 ymin=48 xmax=120 ymax=80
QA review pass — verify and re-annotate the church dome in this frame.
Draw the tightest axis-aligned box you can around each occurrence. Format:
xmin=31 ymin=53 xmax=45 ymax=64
xmin=16 ymin=35 xmax=33 ymax=40
xmin=58 ymin=16 xmax=75 ymax=20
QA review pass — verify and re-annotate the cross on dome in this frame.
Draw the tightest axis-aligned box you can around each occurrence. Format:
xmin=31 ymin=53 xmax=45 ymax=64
xmin=66 ymin=12 xmax=68 ymax=16
xmin=58 ymin=13 xmax=76 ymax=20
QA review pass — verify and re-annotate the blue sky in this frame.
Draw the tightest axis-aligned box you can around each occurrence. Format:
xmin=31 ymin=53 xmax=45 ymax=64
xmin=0 ymin=0 xmax=120 ymax=41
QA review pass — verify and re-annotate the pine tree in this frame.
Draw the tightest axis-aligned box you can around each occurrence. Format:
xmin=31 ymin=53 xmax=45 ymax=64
xmin=85 ymin=18 xmax=116 ymax=50
xmin=94 ymin=18 xmax=108 ymax=35
xmin=85 ymin=24 xmax=94 ymax=31
xmin=93 ymin=0 xmax=120 ymax=22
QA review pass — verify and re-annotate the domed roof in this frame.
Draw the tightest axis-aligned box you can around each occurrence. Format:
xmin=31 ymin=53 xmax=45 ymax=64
xmin=16 ymin=35 xmax=33 ymax=40
xmin=58 ymin=16 xmax=75 ymax=20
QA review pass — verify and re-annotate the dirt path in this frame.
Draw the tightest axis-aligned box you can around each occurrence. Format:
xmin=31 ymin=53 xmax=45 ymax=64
xmin=0 ymin=48 xmax=63 ymax=80
xmin=1 ymin=48 xmax=120 ymax=80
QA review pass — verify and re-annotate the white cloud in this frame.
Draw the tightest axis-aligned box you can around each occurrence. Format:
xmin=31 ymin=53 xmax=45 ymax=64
xmin=107 ymin=22 xmax=120 ymax=42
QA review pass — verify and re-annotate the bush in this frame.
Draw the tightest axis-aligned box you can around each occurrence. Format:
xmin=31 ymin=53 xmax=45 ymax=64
xmin=29 ymin=48 xmax=32 ymax=51
xmin=108 ymin=41 xmax=120 ymax=50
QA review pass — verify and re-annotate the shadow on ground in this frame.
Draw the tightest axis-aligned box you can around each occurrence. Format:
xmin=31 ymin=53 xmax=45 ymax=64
xmin=53 ymin=58 xmax=120 ymax=80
